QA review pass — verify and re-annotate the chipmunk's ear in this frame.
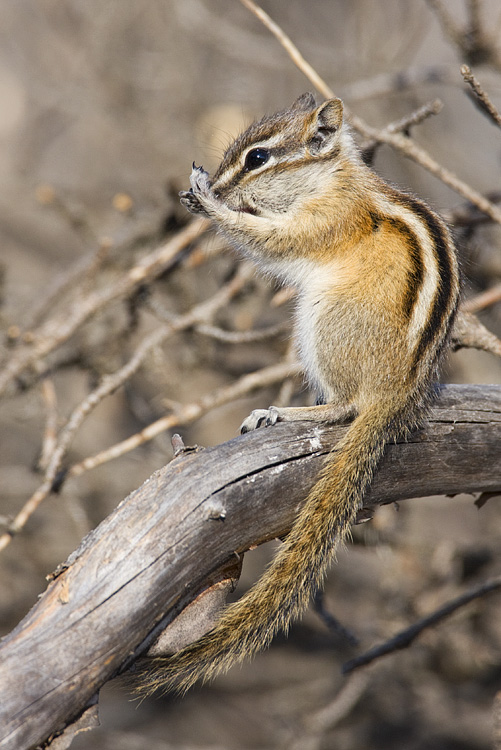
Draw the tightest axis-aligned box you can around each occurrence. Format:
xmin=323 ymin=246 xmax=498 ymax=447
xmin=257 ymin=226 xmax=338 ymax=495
xmin=291 ymin=92 xmax=317 ymax=111
xmin=309 ymin=98 xmax=344 ymax=153
xmin=317 ymin=98 xmax=344 ymax=130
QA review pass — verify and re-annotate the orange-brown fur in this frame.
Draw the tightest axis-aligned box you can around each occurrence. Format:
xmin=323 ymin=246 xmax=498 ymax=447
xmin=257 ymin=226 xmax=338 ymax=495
xmin=139 ymin=93 xmax=459 ymax=693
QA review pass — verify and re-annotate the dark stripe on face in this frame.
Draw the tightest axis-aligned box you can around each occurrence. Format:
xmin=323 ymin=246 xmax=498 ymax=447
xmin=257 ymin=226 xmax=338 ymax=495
xmin=214 ymin=150 xmax=342 ymax=212
xmin=395 ymin=194 xmax=457 ymax=365
xmin=385 ymin=217 xmax=424 ymax=320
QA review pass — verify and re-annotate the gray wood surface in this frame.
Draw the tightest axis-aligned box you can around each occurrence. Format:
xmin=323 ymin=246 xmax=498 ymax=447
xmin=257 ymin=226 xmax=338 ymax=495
xmin=0 ymin=384 xmax=500 ymax=750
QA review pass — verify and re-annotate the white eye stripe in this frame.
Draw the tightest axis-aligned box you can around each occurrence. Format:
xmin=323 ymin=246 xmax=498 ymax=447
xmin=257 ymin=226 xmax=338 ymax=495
xmin=240 ymin=133 xmax=285 ymax=165
xmin=212 ymin=134 xmax=286 ymax=190
xmin=244 ymin=133 xmax=284 ymax=151
xmin=217 ymin=150 xmax=275 ymax=186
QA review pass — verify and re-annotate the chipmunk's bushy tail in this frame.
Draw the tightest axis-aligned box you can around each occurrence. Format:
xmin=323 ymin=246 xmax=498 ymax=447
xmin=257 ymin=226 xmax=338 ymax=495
xmin=138 ymin=399 xmax=416 ymax=695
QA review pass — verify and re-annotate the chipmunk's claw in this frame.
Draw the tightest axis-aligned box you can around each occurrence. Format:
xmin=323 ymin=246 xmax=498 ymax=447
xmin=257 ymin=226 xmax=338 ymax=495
xmin=240 ymin=406 xmax=280 ymax=433
xmin=189 ymin=165 xmax=210 ymax=194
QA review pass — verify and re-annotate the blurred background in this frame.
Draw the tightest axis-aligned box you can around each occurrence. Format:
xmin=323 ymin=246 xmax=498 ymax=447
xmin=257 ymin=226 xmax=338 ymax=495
xmin=1 ymin=1 xmax=501 ymax=748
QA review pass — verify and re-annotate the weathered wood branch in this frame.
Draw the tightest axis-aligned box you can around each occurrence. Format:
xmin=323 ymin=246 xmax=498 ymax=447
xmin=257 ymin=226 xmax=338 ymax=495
xmin=1 ymin=384 xmax=501 ymax=750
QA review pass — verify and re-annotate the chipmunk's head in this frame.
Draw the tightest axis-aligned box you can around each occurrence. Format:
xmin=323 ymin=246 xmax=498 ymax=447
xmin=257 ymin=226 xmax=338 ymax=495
xmin=210 ymin=93 xmax=355 ymax=217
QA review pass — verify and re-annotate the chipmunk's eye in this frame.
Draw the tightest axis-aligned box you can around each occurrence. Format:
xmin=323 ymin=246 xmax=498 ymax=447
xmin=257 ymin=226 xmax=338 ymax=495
xmin=244 ymin=148 xmax=270 ymax=171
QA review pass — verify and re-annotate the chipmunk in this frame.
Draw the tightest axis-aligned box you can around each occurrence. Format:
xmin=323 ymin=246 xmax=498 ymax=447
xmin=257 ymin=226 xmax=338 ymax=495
xmin=143 ymin=93 xmax=459 ymax=693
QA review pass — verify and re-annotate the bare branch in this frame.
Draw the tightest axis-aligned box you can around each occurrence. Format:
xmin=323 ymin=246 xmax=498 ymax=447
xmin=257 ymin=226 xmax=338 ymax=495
xmin=424 ymin=0 xmax=465 ymax=49
xmin=67 ymin=359 xmax=301 ymax=478
xmin=238 ymin=0 xmax=330 ymax=99
xmin=445 ymin=191 xmax=501 ymax=228
xmin=24 ymin=238 xmax=113 ymax=330
xmin=0 ymin=358 xmax=301 ymax=553
xmin=461 ymin=64 xmax=501 ymax=128
xmin=342 ymin=576 xmax=501 ymax=674
xmin=194 ymin=320 xmax=289 ymax=344
xmin=0 ymin=384 xmax=500 ymax=750
xmin=452 ymin=311 xmax=501 ymax=356
xmin=313 ymin=590 xmax=359 ymax=647
xmin=38 ymin=378 xmax=59 ymax=471
xmin=361 ymin=99 xmax=443 ymax=161
xmin=461 ymin=285 xmax=501 ymax=314
xmin=303 ymin=673 xmax=370 ymax=736
xmin=0 ymin=218 xmax=208 ymax=399
xmin=239 ymin=0 xmax=501 ymax=224
xmin=0 ymin=265 xmax=257 ymax=553
xmin=274 ymin=342 xmax=300 ymax=407
xmin=425 ymin=0 xmax=501 ymax=69
xmin=387 ymin=99 xmax=444 ymax=133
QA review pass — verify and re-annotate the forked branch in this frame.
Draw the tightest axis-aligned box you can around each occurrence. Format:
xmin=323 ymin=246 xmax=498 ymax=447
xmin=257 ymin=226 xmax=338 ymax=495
xmin=0 ymin=384 xmax=500 ymax=750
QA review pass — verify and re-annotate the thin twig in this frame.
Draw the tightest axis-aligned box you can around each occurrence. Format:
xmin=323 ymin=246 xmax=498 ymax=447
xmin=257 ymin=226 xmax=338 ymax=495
xmin=24 ymin=238 xmax=113 ymax=330
xmin=239 ymin=0 xmax=330 ymax=100
xmin=38 ymin=378 xmax=59 ymax=471
xmin=461 ymin=64 xmax=501 ymax=128
xmin=461 ymin=285 xmax=501 ymax=314
xmin=445 ymin=191 xmax=501 ymax=227
xmin=468 ymin=0 xmax=483 ymax=41
xmin=342 ymin=577 xmax=501 ymax=674
xmin=67 ymin=359 xmax=301 ymax=478
xmin=451 ymin=311 xmax=501 ymax=357
xmin=424 ymin=0 xmax=463 ymax=48
xmin=194 ymin=320 xmax=289 ymax=344
xmin=425 ymin=0 xmax=501 ymax=69
xmin=274 ymin=378 xmax=295 ymax=408
xmin=362 ymin=99 xmax=443 ymax=160
xmin=0 ymin=218 xmax=208 ymax=399
xmin=388 ymin=99 xmax=444 ymax=133
xmin=289 ymin=672 xmax=369 ymax=749
xmin=305 ymin=673 xmax=369 ymax=734
xmin=271 ymin=286 xmax=296 ymax=307
xmin=239 ymin=0 xmax=501 ymax=225
xmin=274 ymin=340 xmax=300 ymax=407
xmin=0 ymin=265 xmax=253 ymax=553
xmin=145 ymin=264 xmax=289 ymax=344
xmin=313 ymin=590 xmax=359 ymax=647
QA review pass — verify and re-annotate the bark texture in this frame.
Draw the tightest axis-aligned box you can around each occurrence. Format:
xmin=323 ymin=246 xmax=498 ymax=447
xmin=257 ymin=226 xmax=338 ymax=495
xmin=0 ymin=384 xmax=500 ymax=750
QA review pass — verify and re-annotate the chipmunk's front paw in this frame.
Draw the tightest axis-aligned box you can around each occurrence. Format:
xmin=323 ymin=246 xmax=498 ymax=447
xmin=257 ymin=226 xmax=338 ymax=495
xmin=179 ymin=189 xmax=208 ymax=216
xmin=240 ymin=406 xmax=280 ymax=433
xmin=179 ymin=164 xmax=214 ymax=217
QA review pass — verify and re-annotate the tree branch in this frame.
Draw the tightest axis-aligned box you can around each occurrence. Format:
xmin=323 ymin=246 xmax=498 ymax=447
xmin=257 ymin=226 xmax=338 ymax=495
xmin=0 ymin=217 xmax=208 ymax=399
xmin=0 ymin=385 xmax=500 ymax=750
xmin=342 ymin=576 xmax=501 ymax=674
xmin=461 ymin=64 xmax=501 ymax=128
xmin=239 ymin=0 xmax=501 ymax=224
